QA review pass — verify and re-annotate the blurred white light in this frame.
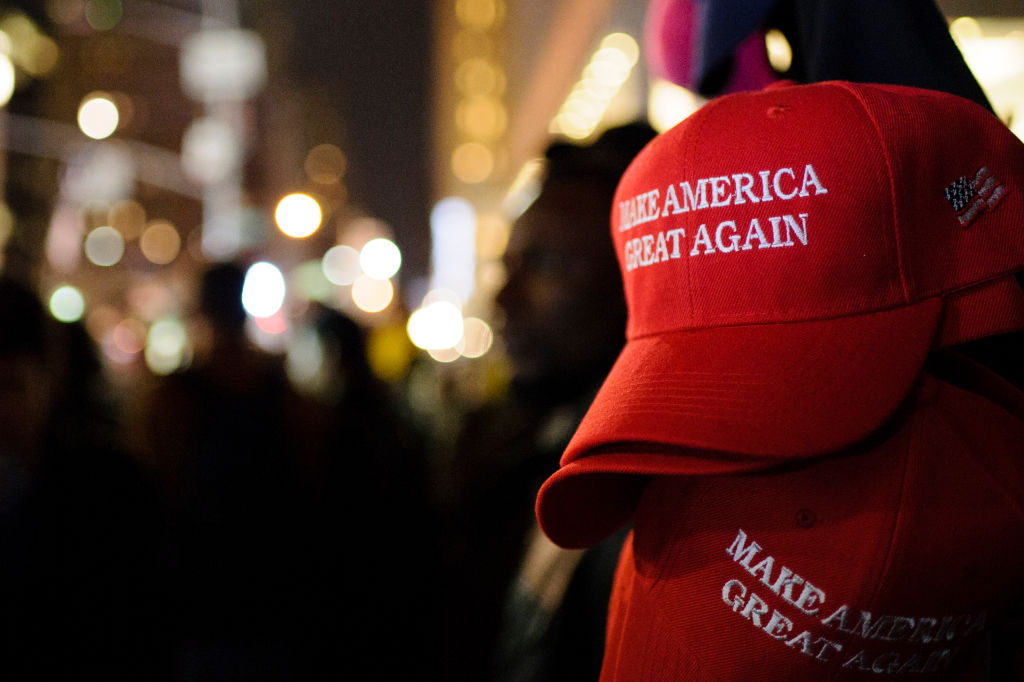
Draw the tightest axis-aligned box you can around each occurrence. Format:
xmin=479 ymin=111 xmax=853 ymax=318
xmin=145 ymin=317 xmax=188 ymax=375
xmin=427 ymin=347 xmax=461 ymax=363
xmin=84 ymin=225 xmax=124 ymax=266
xmin=180 ymin=29 xmax=267 ymax=102
xmin=285 ymin=325 xmax=326 ymax=395
xmin=77 ymin=93 xmax=119 ymax=139
xmin=49 ymin=285 xmax=85 ymax=323
xmin=0 ymin=54 xmax=14 ymax=107
xmin=181 ymin=116 xmax=241 ymax=185
xmin=242 ymin=261 xmax=286 ymax=318
xmin=600 ymin=32 xmax=640 ymax=66
xmin=406 ymin=300 xmax=464 ymax=350
xmin=430 ymin=197 xmax=476 ymax=301
xmin=275 ymin=193 xmax=322 ymax=238
xmin=322 ymin=244 xmax=361 ymax=285
xmin=351 ymin=274 xmax=393 ymax=313
xmin=359 ymin=237 xmax=402 ymax=280
xmin=457 ymin=316 xmax=494 ymax=358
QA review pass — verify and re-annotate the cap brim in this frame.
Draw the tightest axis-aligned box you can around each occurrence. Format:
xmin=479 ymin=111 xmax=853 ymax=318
xmin=537 ymin=297 xmax=944 ymax=548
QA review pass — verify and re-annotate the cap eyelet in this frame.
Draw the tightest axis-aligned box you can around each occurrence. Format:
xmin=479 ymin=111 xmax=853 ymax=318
xmin=796 ymin=508 xmax=816 ymax=528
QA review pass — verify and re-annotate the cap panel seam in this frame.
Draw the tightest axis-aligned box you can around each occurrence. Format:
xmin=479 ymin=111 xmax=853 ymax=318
xmin=833 ymin=82 xmax=910 ymax=302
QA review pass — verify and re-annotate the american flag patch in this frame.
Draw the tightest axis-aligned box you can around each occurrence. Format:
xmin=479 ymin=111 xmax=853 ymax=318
xmin=944 ymin=166 xmax=1007 ymax=227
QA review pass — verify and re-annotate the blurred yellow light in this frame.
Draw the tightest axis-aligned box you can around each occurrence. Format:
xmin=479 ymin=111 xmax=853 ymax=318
xmin=367 ymin=325 xmax=413 ymax=382
xmin=950 ymin=16 xmax=983 ymax=45
xmin=592 ymin=47 xmax=632 ymax=76
xmin=0 ymin=54 xmax=15 ymax=106
xmin=456 ymin=95 xmax=507 ymax=139
xmin=351 ymin=274 xmax=393 ymax=313
xmin=322 ymin=244 xmax=361 ymax=285
xmin=600 ymin=32 xmax=640 ymax=66
xmin=145 ymin=317 xmax=188 ymax=375
xmin=764 ymin=29 xmax=793 ymax=73
xmin=359 ymin=237 xmax=402 ymax=280
xmin=475 ymin=212 xmax=510 ymax=260
xmin=77 ymin=92 xmax=119 ymax=139
xmin=49 ymin=285 xmax=85 ymax=323
xmin=584 ymin=56 xmax=631 ymax=86
xmin=648 ymin=78 xmax=704 ymax=133
xmin=0 ymin=203 xmax=12 ymax=247
xmin=84 ymin=225 xmax=124 ymax=266
xmin=304 ymin=143 xmax=347 ymax=185
xmin=457 ymin=317 xmax=493 ymax=358
xmin=452 ymin=29 xmax=493 ymax=62
xmin=108 ymin=199 xmax=146 ymax=240
xmin=455 ymin=58 xmax=502 ymax=96
xmin=275 ymin=192 xmax=322 ymax=238
xmin=451 ymin=142 xmax=494 ymax=183
xmin=24 ymin=34 xmax=58 ymax=77
xmin=551 ymin=112 xmax=592 ymax=139
xmin=563 ymin=94 xmax=601 ymax=120
xmin=84 ymin=0 xmax=123 ymax=31
xmin=455 ymin=0 xmax=503 ymax=30
xmin=139 ymin=220 xmax=181 ymax=265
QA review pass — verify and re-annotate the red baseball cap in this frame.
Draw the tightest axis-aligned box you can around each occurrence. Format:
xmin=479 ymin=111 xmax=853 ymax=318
xmin=600 ymin=374 xmax=1024 ymax=680
xmin=537 ymin=81 xmax=1024 ymax=549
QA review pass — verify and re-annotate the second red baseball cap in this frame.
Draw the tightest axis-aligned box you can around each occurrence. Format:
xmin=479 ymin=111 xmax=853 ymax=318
xmin=599 ymin=372 xmax=1024 ymax=680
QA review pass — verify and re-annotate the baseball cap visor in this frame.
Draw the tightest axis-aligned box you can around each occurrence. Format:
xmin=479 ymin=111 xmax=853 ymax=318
xmin=538 ymin=297 xmax=944 ymax=548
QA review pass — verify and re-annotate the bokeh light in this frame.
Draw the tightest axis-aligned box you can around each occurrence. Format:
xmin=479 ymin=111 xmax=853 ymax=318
xmin=49 ymin=284 xmax=85 ymax=322
xmin=84 ymin=0 xmax=123 ymax=30
xmin=293 ymin=260 xmax=335 ymax=303
xmin=351 ymin=275 xmax=394 ymax=313
xmin=77 ymin=92 xmax=119 ymax=139
xmin=427 ymin=347 xmax=461 ymax=363
xmin=286 ymin=325 xmax=326 ymax=396
xmin=112 ymin=317 xmax=146 ymax=355
xmin=455 ymin=57 xmax=502 ymax=96
xmin=139 ymin=220 xmax=181 ymax=265
xmin=455 ymin=0 xmax=503 ymax=30
xmin=550 ymin=32 xmax=639 ymax=140
xmin=275 ymin=193 xmax=322 ymax=238
xmin=359 ymin=238 xmax=402 ymax=280
xmin=451 ymin=142 xmax=494 ymax=183
xmin=322 ymin=244 xmax=361 ymax=285
xmin=108 ymin=199 xmax=146 ymax=240
xmin=407 ymin=300 xmax=464 ymax=350
xmin=0 ymin=54 xmax=15 ymax=107
xmin=145 ymin=317 xmax=189 ymax=375
xmin=84 ymin=225 xmax=125 ymax=266
xmin=764 ymin=29 xmax=793 ymax=73
xmin=304 ymin=144 xmax=347 ymax=184
xmin=457 ymin=316 xmax=494 ymax=358
xmin=242 ymin=261 xmax=286 ymax=318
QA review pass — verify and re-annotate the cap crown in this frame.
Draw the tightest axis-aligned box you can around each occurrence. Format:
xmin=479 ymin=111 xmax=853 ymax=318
xmin=614 ymin=81 xmax=1024 ymax=339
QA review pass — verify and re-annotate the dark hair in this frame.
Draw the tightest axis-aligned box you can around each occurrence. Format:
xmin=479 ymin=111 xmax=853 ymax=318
xmin=198 ymin=262 xmax=248 ymax=331
xmin=543 ymin=122 xmax=657 ymax=189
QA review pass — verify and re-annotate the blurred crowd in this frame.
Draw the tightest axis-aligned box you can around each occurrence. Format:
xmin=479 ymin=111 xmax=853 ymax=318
xmin=0 ymin=117 xmax=638 ymax=679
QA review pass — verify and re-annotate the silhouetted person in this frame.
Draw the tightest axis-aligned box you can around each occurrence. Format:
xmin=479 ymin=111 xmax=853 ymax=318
xmin=433 ymin=123 xmax=656 ymax=681
xmin=136 ymin=262 xmax=318 ymax=681
xmin=0 ymin=277 xmax=168 ymax=680
xmin=295 ymin=304 xmax=434 ymax=680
